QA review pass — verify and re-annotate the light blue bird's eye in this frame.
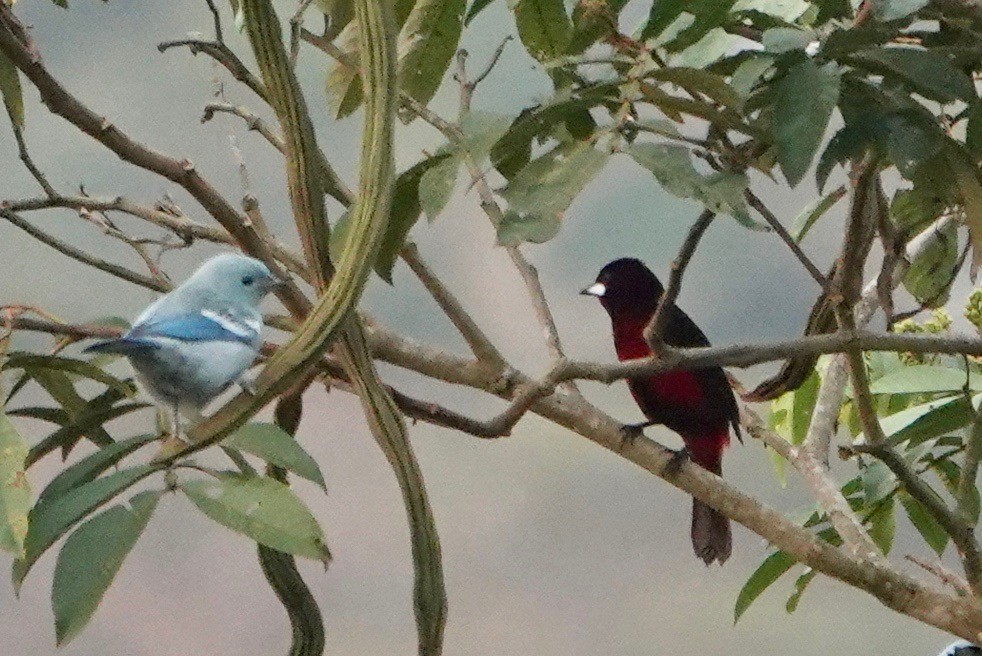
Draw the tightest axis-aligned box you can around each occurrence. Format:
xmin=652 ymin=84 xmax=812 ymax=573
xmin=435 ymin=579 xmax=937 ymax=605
xmin=242 ymin=276 xmax=255 ymax=286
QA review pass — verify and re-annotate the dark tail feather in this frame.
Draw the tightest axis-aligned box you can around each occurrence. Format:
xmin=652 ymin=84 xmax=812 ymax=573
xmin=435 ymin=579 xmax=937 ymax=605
xmin=83 ymin=339 xmax=145 ymax=355
xmin=691 ymin=499 xmax=731 ymax=565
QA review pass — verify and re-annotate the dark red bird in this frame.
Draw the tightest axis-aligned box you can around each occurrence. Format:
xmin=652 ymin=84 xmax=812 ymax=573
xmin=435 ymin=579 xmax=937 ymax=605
xmin=582 ymin=258 xmax=741 ymax=565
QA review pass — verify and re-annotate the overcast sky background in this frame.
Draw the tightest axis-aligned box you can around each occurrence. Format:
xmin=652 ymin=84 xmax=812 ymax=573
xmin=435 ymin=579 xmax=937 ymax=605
xmin=0 ymin=1 xmax=977 ymax=655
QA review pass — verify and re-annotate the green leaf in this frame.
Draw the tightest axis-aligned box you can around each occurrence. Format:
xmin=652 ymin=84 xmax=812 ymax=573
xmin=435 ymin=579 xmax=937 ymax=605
xmin=14 ymin=465 xmax=157 ymax=591
xmin=501 ymin=141 xmax=608 ymax=216
xmin=222 ymin=423 xmax=326 ymax=490
xmin=861 ymin=460 xmax=896 ymax=505
xmin=38 ymin=434 xmax=157 ymax=506
xmin=850 ymin=47 xmax=975 ymax=103
xmin=898 ymin=491 xmax=948 ymax=555
xmin=418 ymin=154 xmax=460 ymax=221
xmin=647 ymin=67 xmax=742 ymax=109
xmin=770 ymin=369 xmax=820 ymax=445
xmin=399 ymin=0 xmax=468 ymax=106
xmin=181 ymin=473 xmax=330 ymax=563
xmin=967 ymin=100 xmax=982 ymax=162
xmin=671 ymin=28 xmax=739 ymax=69
xmin=641 ymin=0 xmax=690 ymax=41
xmin=373 ymin=153 xmax=454 ymax=283
xmin=730 ymin=55 xmax=774 ymax=98
xmin=27 ymin=401 xmax=149 ymax=468
xmin=880 ymin=395 xmax=974 ymax=446
xmin=0 ymin=50 xmax=23 ymax=127
xmin=733 ymin=0 xmax=810 ymax=21
xmin=490 ymin=83 xmax=617 ymax=178
xmin=568 ymin=0 xmax=630 ymax=54
xmin=773 ymin=59 xmax=840 ymax=187
xmin=658 ymin=0 xmax=737 ymax=52
xmin=762 ymin=27 xmax=814 ymax=54
xmin=785 ymin=567 xmax=817 ymax=613
xmin=3 ymin=353 xmax=135 ymax=398
xmin=52 ymin=491 xmax=159 ymax=646
xmin=459 ymin=111 xmax=512 ymax=162
xmin=513 ymin=0 xmax=571 ymax=62
xmin=734 ymin=550 xmax=796 ymax=622
xmin=874 ymin=0 xmax=929 ymax=21
xmin=628 ymin=143 xmax=760 ymax=226
xmin=903 ymin=219 xmax=959 ymax=307
xmin=496 ymin=211 xmax=561 ymax=246
xmin=791 ymin=186 xmax=846 ymax=242
xmin=946 ymin=147 xmax=982 ymax=279
xmin=0 ymin=414 xmax=30 ymax=557
xmin=870 ymin=365 xmax=981 ymax=395
xmin=324 ymin=24 xmax=364 ymax=120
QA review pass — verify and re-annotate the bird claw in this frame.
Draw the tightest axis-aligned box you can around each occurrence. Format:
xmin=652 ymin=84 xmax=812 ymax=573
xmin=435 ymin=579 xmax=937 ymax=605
xmin=664 ymin=447 xmax=690 ymax=476
xmin=238 ymin=377 xmax=257 ymax=396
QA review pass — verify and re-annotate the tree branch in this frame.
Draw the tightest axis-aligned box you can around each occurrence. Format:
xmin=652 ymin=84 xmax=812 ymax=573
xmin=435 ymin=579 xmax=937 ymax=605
xmin=400 ymin=241 xmax=506 ymax=366
xmin=13 ymin=125 xmax=56 ymax=198
xmin=157 ymin=38 xmax=268 ymax=101
xmin=854 ymin=441 xmax=982 ymax=594
xmin=745 ymin=189 xmax=829 ymax=290
xmin=202 ymin=102 xmax=286 ymax=152
xmin=643 ymin=208 xmax=715 ymax=350
xmin=0 ymin=209 xmax=171 ymax=291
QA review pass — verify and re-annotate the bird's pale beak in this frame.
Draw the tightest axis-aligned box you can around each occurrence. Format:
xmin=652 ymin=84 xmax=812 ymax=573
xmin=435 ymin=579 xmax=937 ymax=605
xmin=580 ymin=282 xmax=606 ymax=297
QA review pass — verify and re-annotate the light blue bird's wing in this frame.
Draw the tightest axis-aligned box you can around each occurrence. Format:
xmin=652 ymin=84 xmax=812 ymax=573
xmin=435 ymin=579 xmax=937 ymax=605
xmin=131 ymin=311 xmax=259 ymax=345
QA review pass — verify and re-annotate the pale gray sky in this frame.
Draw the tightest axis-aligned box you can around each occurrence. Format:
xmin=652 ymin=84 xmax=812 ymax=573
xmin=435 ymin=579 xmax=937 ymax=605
xmin=0 ymin=1 xmax=972 ymax=655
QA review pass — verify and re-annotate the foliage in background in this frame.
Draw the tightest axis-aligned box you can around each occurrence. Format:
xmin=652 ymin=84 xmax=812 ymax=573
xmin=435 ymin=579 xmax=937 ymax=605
xmin=1 ymin=0 xmax=982 ymax=653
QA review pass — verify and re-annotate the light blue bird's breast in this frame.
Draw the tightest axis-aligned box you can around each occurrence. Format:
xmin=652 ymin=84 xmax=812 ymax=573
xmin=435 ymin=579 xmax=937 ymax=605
xmin=129 ymin=338 xmax=258 ymax=412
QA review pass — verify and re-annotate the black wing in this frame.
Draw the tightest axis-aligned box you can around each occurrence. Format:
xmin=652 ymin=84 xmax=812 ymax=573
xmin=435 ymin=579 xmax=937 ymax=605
xmin=664 ymin=305 xmax=742 ymax=441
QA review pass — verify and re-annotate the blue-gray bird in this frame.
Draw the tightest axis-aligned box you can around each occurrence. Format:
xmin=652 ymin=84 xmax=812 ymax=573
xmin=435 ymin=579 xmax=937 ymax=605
xmin=939 ymin=642 xmax=982 ymax=656
xmin=85 ymin=253 xmax=283 ymax=437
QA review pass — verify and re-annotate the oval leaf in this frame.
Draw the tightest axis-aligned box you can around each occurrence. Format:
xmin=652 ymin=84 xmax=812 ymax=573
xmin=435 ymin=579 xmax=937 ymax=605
xmin=38 ymin=434 xmax=157 ymax=506
xmin=734 ymin=550 xmax=796 ymax=622
xmin=851 ymin=47 xmax=975 ymax=103
xmin=773 ymin=59 xmax=840 ymax=187
xmin=870 ymin=365 xmax=981 ymax=395
xmin=181 ymin=473 xmax=330 ymax=563
xmin=222 ymin=423 xmax=326 ymax=490
xmin=0 ymin=414 xmax=30 ymax=557
xmin=52 ymin=490 xmax=159 ymax=646
xmin=13 ymin=465 xmax=158 ymax=591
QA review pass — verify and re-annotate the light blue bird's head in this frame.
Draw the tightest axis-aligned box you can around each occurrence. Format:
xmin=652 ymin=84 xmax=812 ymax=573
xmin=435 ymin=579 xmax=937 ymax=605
xmin=180 ymin=253 xmax=284 ymax=309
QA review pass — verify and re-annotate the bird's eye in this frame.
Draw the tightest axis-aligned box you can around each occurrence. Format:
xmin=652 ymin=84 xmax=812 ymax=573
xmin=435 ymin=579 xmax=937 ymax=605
xmin=242 ymin=276 xmax=255 ymax=286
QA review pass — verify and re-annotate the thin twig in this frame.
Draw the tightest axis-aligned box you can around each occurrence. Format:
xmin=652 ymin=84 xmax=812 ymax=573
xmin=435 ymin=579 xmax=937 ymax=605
xmin=202 ymin=102 xmax=286 ymax=152
xmin=467 ymin=36 xmax=512 ymax=98
xmin=0 ymin=209 xmax=171 ymax=291
xmin=453 ymin=47 xmax=577 ymax=393
xmin=204 ymin=0 xmax=224 ymax=43
xmin=289 ymin=0 xmax=315 ymax=68
xmin=853 ymin=441 xmax=982 ymax=594
xmin=401 ymin=242 xmax=506 ymax=366
xmin=13 ymin=126 xmax=57 ymax=198
xmin=643 ymin=209 xmax=716 ymax=351
xmin=3 ymin=194 xmax=310 ymax=280
xmin=906 ymin=555 xmax=971 ymax=595
xmin=745 ymin=189 xmax=829 ymax=290
xmin=158 ymin=38 xmax=268 ymax=101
